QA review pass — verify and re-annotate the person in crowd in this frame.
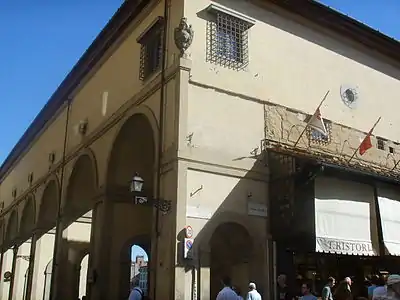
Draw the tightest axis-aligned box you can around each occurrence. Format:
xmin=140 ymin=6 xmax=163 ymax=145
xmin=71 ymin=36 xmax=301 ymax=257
xmin=300 ymin=282 xmax=317 ymax=300
xmin=128 ymin=278 xmax=143 ymax=300
xmin=278 ymin=274 xmax=293 ymax=300
xmin=322 ymin=277 xmax=335 ymax=300
xmin=386 ymin=274 xmax=400 ymax=300
xmin=216 ymin=276 xmax=238 ymax=300
xmin=373 ymin=274 xmax=388 ymax=300
xmin=247 ymin=282 xmax=262 ymax=300
xmin=232 ymin=286 xmax=244 ymax=300
xmin=368 ymin=275 xmax=380 ymax=300
xmin=334 ymin=279 xmax=353 ymax=300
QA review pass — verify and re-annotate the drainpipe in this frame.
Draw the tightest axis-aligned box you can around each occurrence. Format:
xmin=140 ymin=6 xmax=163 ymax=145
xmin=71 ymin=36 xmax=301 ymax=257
xmin=49 ymin=98 xmax=71 ymax=300
xmin=153 ymin=0 xmax=170 ymax=298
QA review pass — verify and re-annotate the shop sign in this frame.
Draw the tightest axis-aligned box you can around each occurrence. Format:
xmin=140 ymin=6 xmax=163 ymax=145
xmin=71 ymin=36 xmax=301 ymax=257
xmin=316 ymin=237 xmax=376 ymax=255
xmin=247 ymin=202 xmax=267 ymax=217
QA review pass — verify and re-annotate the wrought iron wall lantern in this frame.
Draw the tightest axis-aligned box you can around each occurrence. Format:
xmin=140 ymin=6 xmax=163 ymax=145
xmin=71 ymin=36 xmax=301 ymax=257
xmin=130 ymin=173 xmax=172 ymax=214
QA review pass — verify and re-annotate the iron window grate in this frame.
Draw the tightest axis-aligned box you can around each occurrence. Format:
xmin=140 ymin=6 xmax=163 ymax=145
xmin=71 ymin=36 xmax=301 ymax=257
xmin=138 ymin=18 xmax=164 ymax=81
xmin=307 ymin=120 xmax=332 ymax=145
xmin=206 ymin=12 xmax=250 ymax=70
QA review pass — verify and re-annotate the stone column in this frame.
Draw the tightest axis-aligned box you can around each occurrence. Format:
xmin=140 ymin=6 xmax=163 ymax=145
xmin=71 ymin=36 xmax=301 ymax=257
xmin=24 ymin=232 xmax=38 ymax=300
xmin=8 ymin=245 xmax=18 ymax=300
xmin=89 ymin=195 xmax=114 ymax=300
xmin=199 ymin=250 xmax=210 ymax=300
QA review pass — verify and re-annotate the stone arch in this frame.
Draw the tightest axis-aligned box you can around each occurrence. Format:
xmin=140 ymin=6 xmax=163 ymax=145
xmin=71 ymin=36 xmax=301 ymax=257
xmin=119 ymin=234 xmax=151 ymax=299
xmin=106 ymin=108 xmax=158 ymax=187
xmin=20 ymin=195 xmax=36 ymax=240
xmin=104 ymin=109 xmax=157 ymax=299
xmin=38 ymin=178 xmax=60 ymax=231
xmin=64 ymin=150 xmax=98 ymax=217
xmin=209 ymin=222 xmax=254 ymax=299
xmin=5 ymin=210 xmax=19 ymax=245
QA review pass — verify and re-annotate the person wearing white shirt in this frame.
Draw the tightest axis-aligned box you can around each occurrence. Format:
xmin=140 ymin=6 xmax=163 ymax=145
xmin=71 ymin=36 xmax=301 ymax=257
xmin=216 ymin=277 xmax=238 ymax=300
xmin=246 ymin=282 xmax=262 ymax=300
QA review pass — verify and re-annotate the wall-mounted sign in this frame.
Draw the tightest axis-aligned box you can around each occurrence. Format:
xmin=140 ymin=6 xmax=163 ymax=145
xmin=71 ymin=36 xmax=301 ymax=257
xmin=185 ymin=225 xmax=193 ymax=238
xmin=247 ymin=202 xmax=267 ymax=217
xmin=184 ymin=238 xmax=194 ymax=259
xmin=316 ymin=237 xmax=376 ymax=256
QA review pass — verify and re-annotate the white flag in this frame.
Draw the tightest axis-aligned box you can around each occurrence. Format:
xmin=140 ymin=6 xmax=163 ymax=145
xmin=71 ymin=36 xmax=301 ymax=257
xmin=308 ymin=108 xmax=327 ymax=136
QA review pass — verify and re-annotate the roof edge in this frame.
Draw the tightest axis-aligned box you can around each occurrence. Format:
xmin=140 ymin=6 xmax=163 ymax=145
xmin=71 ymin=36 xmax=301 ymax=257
xmin=0 ymin=0 xmax=150 ymax=180
xmin=267 ymin=0 xmax=400 ymax=62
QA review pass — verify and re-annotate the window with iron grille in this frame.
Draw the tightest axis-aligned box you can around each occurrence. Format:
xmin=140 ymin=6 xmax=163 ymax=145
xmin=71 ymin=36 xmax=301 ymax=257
xmin=307 ymin=120 xmax=332 ymax=145
xmin=137 ymin=17 xmax=164 ymax=81
xmin=377 ymin=138 xmax=385 ymax=150
xmin=206 ymin=12 xmax=251 ymax=70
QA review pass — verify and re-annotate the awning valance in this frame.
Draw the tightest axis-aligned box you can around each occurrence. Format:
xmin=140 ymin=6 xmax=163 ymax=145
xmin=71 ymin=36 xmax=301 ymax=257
xmin=315 ymin=176 xmax=379 ymax=256
xmin=377 ymin=187 xmax=400 ymax=256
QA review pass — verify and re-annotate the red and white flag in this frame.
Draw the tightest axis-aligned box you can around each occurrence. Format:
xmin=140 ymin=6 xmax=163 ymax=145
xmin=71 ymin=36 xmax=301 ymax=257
xmin=358 ymin=117 xmax=381 ymax=156
xmin=359 ymin=132 xmax=373 ymax=155
xmin=308 ymin=108 xmax=328 ymax=136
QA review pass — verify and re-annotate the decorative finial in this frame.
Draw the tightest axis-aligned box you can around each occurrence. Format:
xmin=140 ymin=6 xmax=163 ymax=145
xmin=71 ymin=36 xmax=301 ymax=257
xmin=174 ymin=17 xmax=194 ymax=57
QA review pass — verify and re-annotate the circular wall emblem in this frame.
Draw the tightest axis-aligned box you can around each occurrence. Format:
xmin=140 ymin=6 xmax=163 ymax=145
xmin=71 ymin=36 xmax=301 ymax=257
xmin=340 ymin=84 xmax=359 ymax=109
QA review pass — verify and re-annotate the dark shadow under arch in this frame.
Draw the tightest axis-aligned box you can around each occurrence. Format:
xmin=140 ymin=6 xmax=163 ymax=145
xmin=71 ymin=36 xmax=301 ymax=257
xmin=106 ymin=113 xmax=156 ymax=188
xmin=64 ymin=153 xmax=98 ymax=218
xmin=38 ymin=179 xmax=60 ymax=232
xmin=20 ymin=195 xmax=36 ymax=240
xmin=5 ymin=210 xmax=18 ymax=246
xmin=210 ymin=222 xmax=253 ymax=299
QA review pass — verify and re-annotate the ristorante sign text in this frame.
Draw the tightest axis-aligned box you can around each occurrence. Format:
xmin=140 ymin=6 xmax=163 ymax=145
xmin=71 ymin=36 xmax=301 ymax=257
xmin=316 ymin=237 xmax=377 ymax=256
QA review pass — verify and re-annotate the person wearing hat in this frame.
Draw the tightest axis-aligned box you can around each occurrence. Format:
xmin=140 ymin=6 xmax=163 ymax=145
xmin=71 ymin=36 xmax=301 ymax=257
xmin=247 ymin=282 xmax=262 ymax=300
xmin=387 ymin=274 xmax=400 ymax=300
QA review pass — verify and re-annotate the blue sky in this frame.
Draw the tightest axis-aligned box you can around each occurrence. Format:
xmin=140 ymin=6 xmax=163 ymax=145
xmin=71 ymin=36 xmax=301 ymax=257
xmin=0 ymin=1 xmax=399 ymax=165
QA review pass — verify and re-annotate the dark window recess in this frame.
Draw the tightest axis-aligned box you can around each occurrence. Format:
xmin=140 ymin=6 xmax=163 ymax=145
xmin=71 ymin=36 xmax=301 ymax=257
xmin=377 ymin=138 xmax=385 ymax=150
xmin=206 ymin=12 xmax=250 ymax=70
xmin=138 ymin=17 xmax=164 ymax=81
xmin=389 ymin=146 xmax=394 ymax=154
xmin=307 ymin=120 xmax=332 ymax=145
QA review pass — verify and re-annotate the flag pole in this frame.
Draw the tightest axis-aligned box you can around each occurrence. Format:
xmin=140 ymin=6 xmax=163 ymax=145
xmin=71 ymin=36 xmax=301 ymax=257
xmin=348 ymin=116 xmax=381 ymax=163
xmin=293 ymin=90 xmax=330 ymax=148
xmin=391 ymin=159 xmax=400 ymax=171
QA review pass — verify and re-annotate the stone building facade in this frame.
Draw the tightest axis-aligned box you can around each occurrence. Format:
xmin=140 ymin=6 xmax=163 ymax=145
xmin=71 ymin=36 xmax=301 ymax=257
xmin=0 ymin=0 xmax=400 ymax=300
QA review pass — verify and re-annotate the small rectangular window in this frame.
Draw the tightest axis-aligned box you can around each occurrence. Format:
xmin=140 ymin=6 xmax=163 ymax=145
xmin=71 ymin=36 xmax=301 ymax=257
xmin=137 ymin=17 xmax=164 ymax=81
xmin=377 ymin=138 xmax=385 ymax=150
xmin=307 ymin=119 xmax=332 ymax=145
xmin=389 ymin=146 xmax=394 ymax=154
xmin=207 ymin=11 xmax=251 ymax=70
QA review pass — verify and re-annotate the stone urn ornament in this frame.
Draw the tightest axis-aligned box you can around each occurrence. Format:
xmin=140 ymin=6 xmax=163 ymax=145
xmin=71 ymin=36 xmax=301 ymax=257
xmin=174 ymin=17 xmax=194 ymax=57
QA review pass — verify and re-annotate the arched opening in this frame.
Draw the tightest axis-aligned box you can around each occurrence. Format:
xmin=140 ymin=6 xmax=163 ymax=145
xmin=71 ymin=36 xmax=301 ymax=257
xmin=210 ymin=222 xmax=253 ymax=299
xmin=43 ymin=259 xmax=53 ymax=300
xmin=32 ymin=180 xmax=59 ymax=300
xmin=123 ymin=242 xmax=150 ymax=298
xmin=20 ymin=196 xmax=35 ymax=239
xmin=106 ymin=113 xmax=156 ymax=299
xmin=78 ymin=254 xmax=89 ymax=299
xmin=5 ymin=210 xmax=18 ymax=245
xmin=64 ymin=153 xmax=97 ymax=219
xmin=59 ymin=152 xmax=97 ymax=299
xmin=38 ymin=180 xmax=59 ymax=231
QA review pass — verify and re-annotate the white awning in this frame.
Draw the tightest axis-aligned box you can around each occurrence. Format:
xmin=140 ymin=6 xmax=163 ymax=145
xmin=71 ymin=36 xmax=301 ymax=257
xmin=377 ymin=187 xmax=400 ymax=256
xmin=315 ymin=176 xmax=379 ymax=256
